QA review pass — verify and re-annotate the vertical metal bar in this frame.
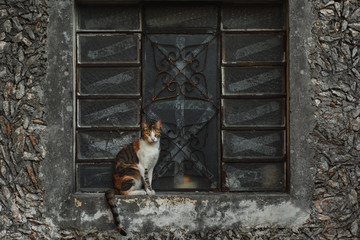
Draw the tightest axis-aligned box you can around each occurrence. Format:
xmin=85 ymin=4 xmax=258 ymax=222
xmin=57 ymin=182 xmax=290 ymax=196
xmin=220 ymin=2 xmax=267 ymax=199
xmin=140 ymin=4 xmax=143 ymax=126
xmin=140 ymin=4 xmax=145 ymax=127
xmin=285 ymin=0 xmax=290 ymax=193
xmin=73 ymin=2 xmax=78 ymax=193
xmin=217 ymin=4 xmax=222 ymax=191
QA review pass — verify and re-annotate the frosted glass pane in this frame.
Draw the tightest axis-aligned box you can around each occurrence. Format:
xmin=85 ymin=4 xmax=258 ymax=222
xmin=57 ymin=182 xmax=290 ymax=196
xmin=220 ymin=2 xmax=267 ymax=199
xmin=78 ymin=164 xmax=113 ymax=190
xmin=77 ymin=131 xmax=140 ymax=159
xmin=222 ymin=67 xmax=283 ymax=94
xmin=222 ymin=131 xmax=284 ymax=158
xmin=145 ymin=6 xmax=217 ymax=30
xmin=78 ymin=100 xmax=140 ymax=127
xmin=78 ymin=34 xmax=140 ymax=63
xmin=222 ymin=5 xmax=284 ymax=30
xmin=223 ymin=163 xmax=285 ymax=191
xmin=223 ymin=99 xmax=284 ymax=127
xmin=78 ymin=68 xmax=140 ymax=95
xmin=78 ymin=5 xmax=140 ymax=31
xmin=223 ymin=34 xmax=284 ymax=62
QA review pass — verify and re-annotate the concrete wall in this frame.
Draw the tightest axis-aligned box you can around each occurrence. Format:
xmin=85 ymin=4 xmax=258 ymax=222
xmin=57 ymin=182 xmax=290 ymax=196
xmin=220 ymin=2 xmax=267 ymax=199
xmin=0 ymin=0 xmax=359 ymax=239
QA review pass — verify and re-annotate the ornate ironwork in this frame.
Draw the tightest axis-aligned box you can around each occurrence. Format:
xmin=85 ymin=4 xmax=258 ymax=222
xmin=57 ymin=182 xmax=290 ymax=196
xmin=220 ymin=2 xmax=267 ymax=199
xmin=144 ymin=35 xmax=218 ymax=108
xmin=143 ymin=35 xmax=218 ymax=190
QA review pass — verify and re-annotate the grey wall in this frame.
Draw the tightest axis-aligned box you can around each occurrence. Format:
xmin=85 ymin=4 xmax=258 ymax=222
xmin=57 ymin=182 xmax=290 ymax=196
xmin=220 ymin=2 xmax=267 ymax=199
xmin=0 ymin=0 xmax=358 ymax=239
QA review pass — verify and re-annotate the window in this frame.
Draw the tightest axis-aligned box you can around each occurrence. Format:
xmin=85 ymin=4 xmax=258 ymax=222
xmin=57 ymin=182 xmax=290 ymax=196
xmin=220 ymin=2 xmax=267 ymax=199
xmin=75 ymin=1 xmax=288 ymax=193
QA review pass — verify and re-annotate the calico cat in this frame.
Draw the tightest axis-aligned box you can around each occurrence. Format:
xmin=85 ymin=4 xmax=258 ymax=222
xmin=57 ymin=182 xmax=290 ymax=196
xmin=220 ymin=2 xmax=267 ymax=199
xmin=105 ymin=120 xmax=162 ymax=236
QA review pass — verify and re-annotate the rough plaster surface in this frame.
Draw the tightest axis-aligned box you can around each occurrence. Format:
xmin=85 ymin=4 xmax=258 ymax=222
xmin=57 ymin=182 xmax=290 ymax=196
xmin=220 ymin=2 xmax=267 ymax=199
xmin=116 ymin=197 xmax=309 ymax=232
xmin=0 ymin=0 xmax=359 ymax=239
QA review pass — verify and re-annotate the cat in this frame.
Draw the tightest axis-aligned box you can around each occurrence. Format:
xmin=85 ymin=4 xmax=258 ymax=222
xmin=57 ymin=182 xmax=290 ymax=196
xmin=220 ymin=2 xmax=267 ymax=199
xmin=105 ymin=120 xmax=162 ymax=236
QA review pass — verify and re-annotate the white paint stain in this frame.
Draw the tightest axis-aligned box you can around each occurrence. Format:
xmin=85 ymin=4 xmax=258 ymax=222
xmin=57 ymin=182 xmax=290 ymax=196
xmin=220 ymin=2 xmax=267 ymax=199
xmin=226 ymin=132 xmax=281 ymax=157
xmin=234 ymin=37 xmax=281 ymax=60
xmin=87 ymin=70 xmax=135 ymax=89
xmin=227 ymin=101 xmax=281 ymax=124
xmin=83 ymin=101 xmax=137 ymax=123
xmin=87 ymin=37 xmax=136 ymax=60
xmin=228 ymin=69 xmax=281 ymax=92
xmin=80 ymin=210 xmax=108 ymax=224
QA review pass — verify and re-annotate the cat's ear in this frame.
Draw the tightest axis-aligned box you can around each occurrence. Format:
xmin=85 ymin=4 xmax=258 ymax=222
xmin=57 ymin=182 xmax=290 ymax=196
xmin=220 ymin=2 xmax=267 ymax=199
xmin=141 ymin=122 xmax=149 ymax=129
xmin=154 ymin=120 xmax=162 ymax=129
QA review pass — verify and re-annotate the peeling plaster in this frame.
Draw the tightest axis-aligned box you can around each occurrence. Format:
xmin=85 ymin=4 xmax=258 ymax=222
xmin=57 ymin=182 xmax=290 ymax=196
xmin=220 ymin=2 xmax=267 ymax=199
xmin=74 ymin=198 xmax=82 ymax=207
xmin=115 ymin=197 xmax=309 ymax=233
xmin=80 ymin=210 xmax=109 ymax=224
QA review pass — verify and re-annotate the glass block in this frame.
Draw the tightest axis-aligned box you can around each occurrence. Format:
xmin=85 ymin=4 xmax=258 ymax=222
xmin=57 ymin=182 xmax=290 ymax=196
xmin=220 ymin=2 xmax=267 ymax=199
xmin=222 ymin=131 xmax=284 ymax=158
xmin=78 ymin=68 xmax=140 ymax=95
xmin=222 ymin=5 xmax=284 ymax=30
xmin=77 ymin=131 xmax=140 ymax=160
xmin=78 ymin=100 xmax=140 ymax=127
xmin=222 ymin=67 xmax=284 ymax=95
xmin=223 ymin=163 xmax=285 ymax=191
xmin=77 ymin=5 xmax=140 ymax=31
xmin=145 ymin=6 xmax=218 ymax=31
xmin=78 ymin=34 xmax=140 ymax=64
xmin=222 ymin=99 xmax=284 ymax=127
xmin=223 ymin=34 xmax=284 ymax=63
xmin=77 ymin=164 xmax=113 ymax=191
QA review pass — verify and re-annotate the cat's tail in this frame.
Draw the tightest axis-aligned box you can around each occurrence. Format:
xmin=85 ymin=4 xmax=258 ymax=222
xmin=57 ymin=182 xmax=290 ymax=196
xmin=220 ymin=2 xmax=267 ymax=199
xmin=105 ymin=189 xmax=127 ymax=236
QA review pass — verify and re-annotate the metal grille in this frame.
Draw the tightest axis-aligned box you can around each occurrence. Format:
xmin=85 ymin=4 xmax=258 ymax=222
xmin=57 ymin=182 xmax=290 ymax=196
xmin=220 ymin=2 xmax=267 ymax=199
xmin=143 ymin=34 xmax=219 ymax=190
xmin=75 ymin=1 xmax=288 ymax=193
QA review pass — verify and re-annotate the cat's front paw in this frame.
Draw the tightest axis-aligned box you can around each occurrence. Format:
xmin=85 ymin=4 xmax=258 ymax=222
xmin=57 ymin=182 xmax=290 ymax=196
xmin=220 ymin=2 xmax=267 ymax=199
xmin=128 ymin=190 xmax=147 ymax=195
xmin=146 ymin=189 xmax=156 ymax=195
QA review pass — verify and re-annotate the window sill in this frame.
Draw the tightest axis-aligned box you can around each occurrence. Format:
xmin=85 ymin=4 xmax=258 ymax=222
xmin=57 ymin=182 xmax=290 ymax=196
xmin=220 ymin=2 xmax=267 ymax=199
xmin=67 ymin=191 xmax=309 ymax=234
xmin=73 ymin=191 xmax=291 ymax=198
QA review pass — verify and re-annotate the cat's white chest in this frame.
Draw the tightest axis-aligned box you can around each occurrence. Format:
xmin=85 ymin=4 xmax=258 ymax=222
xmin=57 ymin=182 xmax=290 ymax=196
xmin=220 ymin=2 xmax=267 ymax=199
xmin=137 ymin=140 xmax=160 ymax=169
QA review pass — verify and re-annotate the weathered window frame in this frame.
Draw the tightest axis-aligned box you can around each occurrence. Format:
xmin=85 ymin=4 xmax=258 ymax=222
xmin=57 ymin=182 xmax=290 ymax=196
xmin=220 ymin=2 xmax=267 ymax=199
xmin=43 ymin=0 xmax=315 ymax=233
xmin=74 ymin=0 xmax=289 ymax=193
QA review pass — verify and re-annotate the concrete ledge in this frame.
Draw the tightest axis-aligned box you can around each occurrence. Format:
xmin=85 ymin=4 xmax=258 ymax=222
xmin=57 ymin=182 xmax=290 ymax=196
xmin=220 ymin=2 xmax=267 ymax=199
xmin=58 ymin=192 xmax=310 ymax=235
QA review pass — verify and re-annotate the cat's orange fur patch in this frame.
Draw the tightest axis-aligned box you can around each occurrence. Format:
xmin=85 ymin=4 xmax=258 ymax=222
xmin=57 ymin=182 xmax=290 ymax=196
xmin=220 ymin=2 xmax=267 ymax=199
xmin=133 ymin=140 xmax=140 ymax=153
xmin=114 ymin=175 xmax=133 ymax=190
xmin=115 ymin=161 xmax=140 ymax=171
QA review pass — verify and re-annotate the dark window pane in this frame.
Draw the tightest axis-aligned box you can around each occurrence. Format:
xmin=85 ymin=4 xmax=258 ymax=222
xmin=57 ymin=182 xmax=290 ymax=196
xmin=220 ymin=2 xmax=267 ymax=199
xmin=152 ymin=116 xmax=218 ymax=191
xmin=78 ymin=68 xmax=140 ymax=95
xmin=145 ymin=6 xmax=218 ymax=31
xmin=223 ymin=34 xmax=284 ymax=63
xmin=222 ymin=131 xmax=284 ymax=158
xmin=223 ymin=163 xmax=285 ymax=191
xmin=222 ymin=99 xmax=284 ymax=127
xmin=78 ymin=99 xmax=140 ymax=127
xmin=222 ymin=5 xmax=284 ymax=30
xmin=143 ymin=34 xmax=219 ymax=190
xmin=222 ymin=67 xmax=284 ymax=95
xmin=77 ymin=5 xmax=140 ymax=31
xmin=77 ymin=164 xmax=113 ymax=191
xmin=78 ymin=34 xmax=140 ymax=64
xmin=77 ymin=131 xmax=140 ymax=160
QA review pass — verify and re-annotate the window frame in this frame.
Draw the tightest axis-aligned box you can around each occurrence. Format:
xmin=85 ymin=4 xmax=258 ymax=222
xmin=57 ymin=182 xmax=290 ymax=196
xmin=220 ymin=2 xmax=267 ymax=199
xmin=43 ymin=0 xmax=315 ymax=232
xmin=74 ymin=0 xmax=290 ymax=193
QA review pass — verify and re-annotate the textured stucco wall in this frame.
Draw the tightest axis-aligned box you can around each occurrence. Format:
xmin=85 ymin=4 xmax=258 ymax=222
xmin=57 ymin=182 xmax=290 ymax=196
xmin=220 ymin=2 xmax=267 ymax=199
xmin=0 ymin=0 xmax=359 ymax=239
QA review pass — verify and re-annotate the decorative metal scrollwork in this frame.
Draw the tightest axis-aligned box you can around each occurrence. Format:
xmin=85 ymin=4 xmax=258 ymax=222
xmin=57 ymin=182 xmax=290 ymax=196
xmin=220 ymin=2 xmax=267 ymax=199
xmin=145 ymin=35 xmax=217 ymax=108
xmin=143 ymin=35 xmax=218 ymax=190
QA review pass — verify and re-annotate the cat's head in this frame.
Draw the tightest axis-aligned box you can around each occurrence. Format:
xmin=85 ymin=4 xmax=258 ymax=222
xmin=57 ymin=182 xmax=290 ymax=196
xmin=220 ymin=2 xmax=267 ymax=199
xmin=141 ymin=120 xmax=162 ymax=144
